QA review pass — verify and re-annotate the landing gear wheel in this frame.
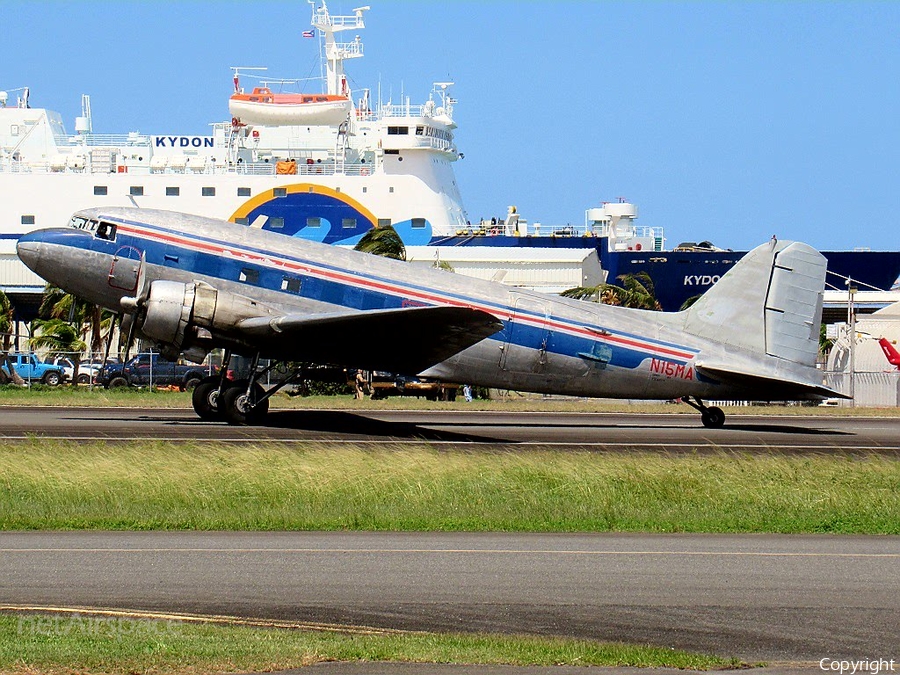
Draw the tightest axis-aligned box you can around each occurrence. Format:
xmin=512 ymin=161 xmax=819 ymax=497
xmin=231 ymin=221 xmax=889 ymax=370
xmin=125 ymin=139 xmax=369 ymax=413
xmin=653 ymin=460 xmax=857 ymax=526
xmin=222 ymin=379 xmax=269 ymax=426
xmin=701 ymin=406 xmax=725 ymax=428
xmin=192 ymin=376 xmax=224 ymax=421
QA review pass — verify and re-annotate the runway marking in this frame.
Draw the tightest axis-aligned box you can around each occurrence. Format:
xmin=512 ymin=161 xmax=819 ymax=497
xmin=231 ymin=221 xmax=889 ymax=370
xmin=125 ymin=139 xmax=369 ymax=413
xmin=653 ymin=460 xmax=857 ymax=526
xmin=1 ymin=547 xmax=897 ymax=558
xmin=0 ymin=604 xmax=415 ymax=635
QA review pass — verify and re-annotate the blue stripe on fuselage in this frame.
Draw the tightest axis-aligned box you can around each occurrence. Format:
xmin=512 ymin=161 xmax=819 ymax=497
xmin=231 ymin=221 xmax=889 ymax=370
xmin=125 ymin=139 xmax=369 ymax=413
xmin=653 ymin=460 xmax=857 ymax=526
xmin=83 ymin=219 xmax=698 ymax=369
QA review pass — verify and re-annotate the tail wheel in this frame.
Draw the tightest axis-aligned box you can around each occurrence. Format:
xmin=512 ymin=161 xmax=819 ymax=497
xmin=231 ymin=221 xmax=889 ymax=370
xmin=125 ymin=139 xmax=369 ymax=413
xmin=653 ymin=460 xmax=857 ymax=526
xmin=701 ymin=406 xmax=726 ymax=428
xmin=191 ymin=376 xmax=224 ymax=421
xmin=222 ymin=379 xmax=269 ymax=426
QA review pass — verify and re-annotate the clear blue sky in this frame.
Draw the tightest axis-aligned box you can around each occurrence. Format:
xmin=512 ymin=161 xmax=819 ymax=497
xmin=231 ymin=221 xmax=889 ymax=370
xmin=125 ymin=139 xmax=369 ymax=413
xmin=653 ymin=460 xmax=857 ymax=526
xmin=5 ymin=1 xmax=899 ymax=251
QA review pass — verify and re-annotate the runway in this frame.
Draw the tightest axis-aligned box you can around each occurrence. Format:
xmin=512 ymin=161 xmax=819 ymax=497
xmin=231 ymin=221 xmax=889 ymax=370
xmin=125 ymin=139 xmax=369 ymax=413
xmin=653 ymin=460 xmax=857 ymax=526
xmin=2 ymin=408 xmax=897 ymax=664
xmin=0 ymin=405 xmax=899 ymax=452
xmin=1 ymin=531 xmax=897 ymax=663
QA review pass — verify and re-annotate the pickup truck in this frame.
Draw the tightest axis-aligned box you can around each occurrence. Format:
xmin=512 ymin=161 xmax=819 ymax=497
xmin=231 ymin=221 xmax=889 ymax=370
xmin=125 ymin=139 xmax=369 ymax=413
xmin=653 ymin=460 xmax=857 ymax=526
xmin=1 ymin=353 xmax=65 ymax=386
xmin=98 ymin=353 xmax=212 ymax=390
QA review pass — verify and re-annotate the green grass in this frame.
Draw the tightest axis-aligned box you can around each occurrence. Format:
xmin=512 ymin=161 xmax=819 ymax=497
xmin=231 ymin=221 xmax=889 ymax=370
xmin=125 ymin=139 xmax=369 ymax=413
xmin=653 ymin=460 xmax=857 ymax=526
xmin=1 ymin=442 xmax=897 ymax=533
xmin=0 ymin=382 xmax=897 ymax=415
xmin=0 ymin=613 xmax=740 ymax=674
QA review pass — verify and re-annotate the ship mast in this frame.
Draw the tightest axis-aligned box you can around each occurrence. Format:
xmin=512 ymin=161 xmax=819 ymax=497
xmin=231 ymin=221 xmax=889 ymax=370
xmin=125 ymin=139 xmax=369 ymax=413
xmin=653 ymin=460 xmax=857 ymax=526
xmin=310 ymin=1 xmax=367 ymax=97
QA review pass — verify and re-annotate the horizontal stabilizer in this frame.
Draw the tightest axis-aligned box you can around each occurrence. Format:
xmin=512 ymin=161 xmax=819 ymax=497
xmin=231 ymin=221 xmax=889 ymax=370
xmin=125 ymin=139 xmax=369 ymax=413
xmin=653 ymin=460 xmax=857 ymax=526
xmin=695 ymin=363 xmax=850 ymax=400
xmin=237 ymin=305 xmax=503 ymax=374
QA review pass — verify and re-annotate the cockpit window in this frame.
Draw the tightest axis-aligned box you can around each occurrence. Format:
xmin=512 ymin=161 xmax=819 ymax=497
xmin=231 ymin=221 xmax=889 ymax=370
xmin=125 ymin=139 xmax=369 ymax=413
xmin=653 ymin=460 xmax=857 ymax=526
xmin=69 ymin=216 xmax=90 ymax=230
xmin=95 ymin=221 xmax=117 ymax=241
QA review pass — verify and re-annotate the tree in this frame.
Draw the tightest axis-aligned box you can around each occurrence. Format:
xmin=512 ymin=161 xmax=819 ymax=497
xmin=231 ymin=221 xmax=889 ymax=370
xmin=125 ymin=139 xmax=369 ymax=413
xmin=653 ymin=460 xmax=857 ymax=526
xmin=40 ymin=283 xmax=112 ymax=354
xmin=30 ymin=318 xmax=87 ymax=386
xmin=354 ymin=225 xmax=406 ymax=261
xmin=561 ymin=272 xmax=662 ymax=311
xmin=0 ymin=291 xmax=24 ymax=385
xmin=679 ymin=294 xmax=703 ymax=311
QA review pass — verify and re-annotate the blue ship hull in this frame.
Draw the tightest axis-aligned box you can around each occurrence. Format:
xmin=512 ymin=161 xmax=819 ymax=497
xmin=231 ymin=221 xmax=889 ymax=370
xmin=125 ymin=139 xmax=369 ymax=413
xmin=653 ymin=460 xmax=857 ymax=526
xmin=428 ymin=235 xmax=900 ymax=311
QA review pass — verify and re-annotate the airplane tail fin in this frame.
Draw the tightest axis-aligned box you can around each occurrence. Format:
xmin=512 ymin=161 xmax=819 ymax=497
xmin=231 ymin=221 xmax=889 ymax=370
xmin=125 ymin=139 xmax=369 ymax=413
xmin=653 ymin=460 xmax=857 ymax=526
xmin=878 ymin=337 xmax=900 ymax=369
xmin=679 ymin=238 xmax=843 ymax=398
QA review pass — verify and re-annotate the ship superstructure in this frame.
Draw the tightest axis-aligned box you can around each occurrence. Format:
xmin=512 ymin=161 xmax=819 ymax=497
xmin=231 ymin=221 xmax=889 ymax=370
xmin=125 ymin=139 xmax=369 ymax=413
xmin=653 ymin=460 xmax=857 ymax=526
xmin=2 ymin=2 xmax=898 ymax=320
xmin=0 ymin=2 xmax=464 ymax=312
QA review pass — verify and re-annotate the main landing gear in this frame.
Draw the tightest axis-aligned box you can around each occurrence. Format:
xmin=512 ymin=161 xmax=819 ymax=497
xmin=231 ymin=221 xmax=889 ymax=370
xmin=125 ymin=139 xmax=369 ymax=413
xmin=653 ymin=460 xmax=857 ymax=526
xmin=681 ymin=396 xmax=726 ymax=428
xmin=191 ymin=351 xmax=307 ymax=426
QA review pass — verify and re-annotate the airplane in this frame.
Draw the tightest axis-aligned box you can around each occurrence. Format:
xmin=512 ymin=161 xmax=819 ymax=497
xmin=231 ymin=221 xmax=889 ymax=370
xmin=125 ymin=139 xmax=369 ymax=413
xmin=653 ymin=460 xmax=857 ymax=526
xmin=878 ymin=337 xmax=900 ymax=369
xmin=16 ymin=208 xmax=845 ymax=427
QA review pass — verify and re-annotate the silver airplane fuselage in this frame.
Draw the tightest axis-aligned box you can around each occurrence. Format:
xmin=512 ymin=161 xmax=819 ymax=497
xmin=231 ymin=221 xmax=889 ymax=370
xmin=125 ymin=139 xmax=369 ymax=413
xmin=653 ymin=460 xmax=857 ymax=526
xmin=17 ymin=208 xmax=827 ymax=404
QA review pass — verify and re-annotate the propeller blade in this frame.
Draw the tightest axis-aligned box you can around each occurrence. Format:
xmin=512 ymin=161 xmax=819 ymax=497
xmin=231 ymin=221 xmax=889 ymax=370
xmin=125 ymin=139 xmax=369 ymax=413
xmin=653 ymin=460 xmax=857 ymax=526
xmin=120 ymin=251 xmax=149 ymax=313
xmin=119 ymin=252 xmax=148 ymax=362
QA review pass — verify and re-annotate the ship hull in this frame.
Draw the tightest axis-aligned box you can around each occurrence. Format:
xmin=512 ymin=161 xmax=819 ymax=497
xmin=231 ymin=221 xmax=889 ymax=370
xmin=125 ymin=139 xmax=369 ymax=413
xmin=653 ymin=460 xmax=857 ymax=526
xmin=427 ymin=235 xmax=900 ymax=311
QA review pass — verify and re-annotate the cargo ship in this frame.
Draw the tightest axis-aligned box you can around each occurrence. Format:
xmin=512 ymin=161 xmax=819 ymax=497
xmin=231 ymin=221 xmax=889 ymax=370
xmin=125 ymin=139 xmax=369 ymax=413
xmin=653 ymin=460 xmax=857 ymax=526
xmin=2 ymin=1 xmax=898 ymax=317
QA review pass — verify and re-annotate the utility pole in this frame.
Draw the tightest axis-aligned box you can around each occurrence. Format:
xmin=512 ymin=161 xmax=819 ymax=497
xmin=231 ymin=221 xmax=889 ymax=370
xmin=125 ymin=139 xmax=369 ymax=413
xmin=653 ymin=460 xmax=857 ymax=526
xmin=847 ymin=279 xmax=857 ymax=407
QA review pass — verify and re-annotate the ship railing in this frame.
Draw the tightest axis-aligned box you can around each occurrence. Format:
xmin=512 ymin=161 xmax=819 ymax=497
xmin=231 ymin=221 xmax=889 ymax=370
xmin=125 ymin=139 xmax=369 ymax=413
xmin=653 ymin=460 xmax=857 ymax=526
xmin=229 ymin=161 xmax=372 ymax=176
xmin=63 ymin=133 xmax=152 ymax=147
xmin=379 ymin=103 xmax=429 ymax=118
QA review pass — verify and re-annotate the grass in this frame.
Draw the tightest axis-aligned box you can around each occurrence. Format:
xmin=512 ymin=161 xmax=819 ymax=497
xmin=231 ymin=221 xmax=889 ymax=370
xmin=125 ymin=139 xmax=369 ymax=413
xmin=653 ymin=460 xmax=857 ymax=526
xmin=0 ymin=613 xmax=737 ymax=673
xmin=1 ymin=442 xmax=898 ymax=533
xmin=0 ymin=383 xmax=898 ymax=415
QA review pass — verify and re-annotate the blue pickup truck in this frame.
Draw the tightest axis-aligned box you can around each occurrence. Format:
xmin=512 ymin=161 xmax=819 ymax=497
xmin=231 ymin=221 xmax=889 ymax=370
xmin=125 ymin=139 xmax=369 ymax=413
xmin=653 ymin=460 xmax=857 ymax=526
xmin=1 ymin=353 xmax=65 ymax=385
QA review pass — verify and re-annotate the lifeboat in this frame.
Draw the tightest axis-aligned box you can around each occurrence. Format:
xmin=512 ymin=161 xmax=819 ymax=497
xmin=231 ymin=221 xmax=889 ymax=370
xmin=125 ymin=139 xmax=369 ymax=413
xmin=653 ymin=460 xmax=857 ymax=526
xmin=228 ymin=87 xmax=352 ymax=126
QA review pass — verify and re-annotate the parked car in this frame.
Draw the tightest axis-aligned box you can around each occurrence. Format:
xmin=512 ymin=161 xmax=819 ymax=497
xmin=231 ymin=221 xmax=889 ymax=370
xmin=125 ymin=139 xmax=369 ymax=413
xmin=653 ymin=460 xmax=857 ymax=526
xmin=47 ymin=356 xmax=102 ymax=385
xmin=97 ymin=353 xmax=213 ymax=390
xmin=1 ymin=353 xmax=65 ymax=386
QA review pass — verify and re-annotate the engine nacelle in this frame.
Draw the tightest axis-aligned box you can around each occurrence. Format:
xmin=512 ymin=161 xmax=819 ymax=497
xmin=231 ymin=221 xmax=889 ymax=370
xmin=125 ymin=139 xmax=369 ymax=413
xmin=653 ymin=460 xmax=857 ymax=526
xmin=136 ymin=280 xmax=278 ymax=361
xmin=139 ymin=280 xmax=194 ymax=357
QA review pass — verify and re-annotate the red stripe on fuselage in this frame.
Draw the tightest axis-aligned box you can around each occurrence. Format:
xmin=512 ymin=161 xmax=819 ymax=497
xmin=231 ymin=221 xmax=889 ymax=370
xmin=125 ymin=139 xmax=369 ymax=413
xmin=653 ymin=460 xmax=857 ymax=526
xmin=116 ymin=223 xmax=697 ymax=362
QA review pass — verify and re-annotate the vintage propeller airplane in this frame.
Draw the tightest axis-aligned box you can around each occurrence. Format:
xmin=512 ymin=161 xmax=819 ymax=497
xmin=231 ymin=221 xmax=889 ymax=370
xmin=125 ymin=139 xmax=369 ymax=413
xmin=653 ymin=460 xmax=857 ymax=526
xmin=17 ymin=208 xmax=844 ymax=426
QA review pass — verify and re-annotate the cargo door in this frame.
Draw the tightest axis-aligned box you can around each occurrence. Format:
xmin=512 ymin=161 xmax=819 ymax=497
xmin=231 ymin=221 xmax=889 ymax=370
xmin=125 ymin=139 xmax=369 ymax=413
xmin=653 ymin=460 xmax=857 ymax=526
xmin=108 ymin=246 xmax=143 ymax=292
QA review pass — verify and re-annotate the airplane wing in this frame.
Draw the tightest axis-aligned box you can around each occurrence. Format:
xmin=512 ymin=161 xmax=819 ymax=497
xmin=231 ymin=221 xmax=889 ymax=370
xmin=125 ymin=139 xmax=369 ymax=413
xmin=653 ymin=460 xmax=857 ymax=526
xmin=695 ymin=363 xmax=851 ymax=400
xmin=235 ymin=305 xmax=503 ymax=374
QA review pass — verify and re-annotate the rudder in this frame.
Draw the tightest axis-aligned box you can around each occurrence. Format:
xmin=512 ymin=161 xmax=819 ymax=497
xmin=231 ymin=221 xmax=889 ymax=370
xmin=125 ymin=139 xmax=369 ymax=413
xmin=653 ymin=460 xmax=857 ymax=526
xmin=682 ymin=239 xmax=825 ymax=368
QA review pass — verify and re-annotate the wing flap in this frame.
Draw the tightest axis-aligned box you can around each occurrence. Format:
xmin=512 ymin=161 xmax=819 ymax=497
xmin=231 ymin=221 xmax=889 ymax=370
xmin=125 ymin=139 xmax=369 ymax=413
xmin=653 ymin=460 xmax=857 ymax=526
xmin=236 ymin=305 xmax=502 ymax=374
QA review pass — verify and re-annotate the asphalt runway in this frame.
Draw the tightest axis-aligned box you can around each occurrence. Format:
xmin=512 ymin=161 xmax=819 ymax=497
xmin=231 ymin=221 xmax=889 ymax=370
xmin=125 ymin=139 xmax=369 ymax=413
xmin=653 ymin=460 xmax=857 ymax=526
xmin=0 ymin=405 xmax=899 ymax=452
xmin=1 ymin=531 xmax=897 ymax=664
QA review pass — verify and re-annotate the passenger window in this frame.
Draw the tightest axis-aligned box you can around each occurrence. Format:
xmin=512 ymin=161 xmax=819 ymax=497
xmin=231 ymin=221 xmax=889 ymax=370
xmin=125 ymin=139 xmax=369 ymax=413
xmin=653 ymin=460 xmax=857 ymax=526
xmin=281 ymin=277 xmax=302 ymax=293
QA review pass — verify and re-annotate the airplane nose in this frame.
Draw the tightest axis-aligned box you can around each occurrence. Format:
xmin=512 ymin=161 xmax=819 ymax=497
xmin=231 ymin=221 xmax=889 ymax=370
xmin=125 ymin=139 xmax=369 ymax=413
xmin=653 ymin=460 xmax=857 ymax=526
xmin=16 ymin=234 xmax=42 ymax=272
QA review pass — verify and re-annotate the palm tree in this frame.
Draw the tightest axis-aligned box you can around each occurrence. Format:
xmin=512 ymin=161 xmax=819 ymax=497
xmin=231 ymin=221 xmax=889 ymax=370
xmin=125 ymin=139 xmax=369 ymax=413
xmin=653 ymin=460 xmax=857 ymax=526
xmin=40 ymin=283 xmax=111 ymax=354
xmin=0 ymin=291 xmax=24 ymax=385
xmin=561 ymin=272 xmax=662 ymax=311
xmin=354 ymin=225 xmax=406 ymax=261
xmin=30 ymin=318 xmax=87 ymax=386
xmin=679 ymin=294 xmax=703 ymax=311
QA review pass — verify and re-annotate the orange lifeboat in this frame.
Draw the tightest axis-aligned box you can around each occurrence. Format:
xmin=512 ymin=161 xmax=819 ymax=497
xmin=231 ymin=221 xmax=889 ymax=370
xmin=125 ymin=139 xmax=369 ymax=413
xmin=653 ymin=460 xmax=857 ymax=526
xmin=228 ymin=87 xmax=352 ymax=126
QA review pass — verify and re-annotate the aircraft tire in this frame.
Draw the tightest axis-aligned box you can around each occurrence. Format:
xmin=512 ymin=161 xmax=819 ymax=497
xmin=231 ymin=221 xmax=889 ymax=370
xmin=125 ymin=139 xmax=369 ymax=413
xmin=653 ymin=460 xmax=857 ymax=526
xmin=222 ymin=380 xmax=269 ymax=426
xmin=701 ymin=406 xmax=725 ymax=428
xmin=192 ymin=377 xmax=223 ymax=421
